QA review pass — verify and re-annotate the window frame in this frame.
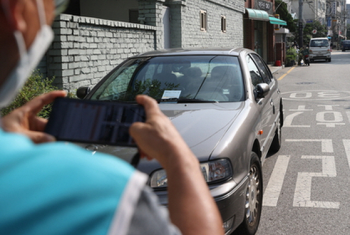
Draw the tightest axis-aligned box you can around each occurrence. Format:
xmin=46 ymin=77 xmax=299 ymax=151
xmin=250 ymin=54 xmax=273 ymax=84
xmin=200 ymin=10 xmax=207 ymax=31
xmin=246 ymin=54 xmax=264 ymax=88
xmin=221 ymin=16 xmax=226 ymax=33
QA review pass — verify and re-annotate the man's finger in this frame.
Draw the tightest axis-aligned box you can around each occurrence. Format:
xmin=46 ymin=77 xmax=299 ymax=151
xmin=23 ymin=131 xmax=56 ymax=144
xmin=135 ymin=95 xmax=161 ymax=118
xmin=22 ymin=91 xmax=67 ymax=114
xmin=31 ymin=116 xmax=49 ymax=132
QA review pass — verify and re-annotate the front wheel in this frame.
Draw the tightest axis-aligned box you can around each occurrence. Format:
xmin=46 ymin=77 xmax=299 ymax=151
xmin=235 ymin=153 xmax=263 ymax=235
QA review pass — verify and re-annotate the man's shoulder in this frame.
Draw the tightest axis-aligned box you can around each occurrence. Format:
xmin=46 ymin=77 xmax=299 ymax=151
xmin=0 ymin=129 xmax=136 ymax=182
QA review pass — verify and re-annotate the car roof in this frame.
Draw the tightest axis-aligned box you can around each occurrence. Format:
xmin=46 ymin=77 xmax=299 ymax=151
xmin=130 ymin=47 xmax=250 ymax=58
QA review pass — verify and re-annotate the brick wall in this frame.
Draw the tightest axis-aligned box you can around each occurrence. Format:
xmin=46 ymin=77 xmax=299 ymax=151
xmin=47 ymin=14 xmax=157 ymax=93
xmin=170 ymin=0 xmax=245 ymax=48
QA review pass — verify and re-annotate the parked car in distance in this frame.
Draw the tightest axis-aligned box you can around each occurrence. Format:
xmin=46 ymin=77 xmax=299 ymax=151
xmin=309 ymin=37 xmax=331 ymax=62
xmin=341 ymin=40 xmax=350 ymax=52
xmin=76 ymin=48 xmax=283 ymax=235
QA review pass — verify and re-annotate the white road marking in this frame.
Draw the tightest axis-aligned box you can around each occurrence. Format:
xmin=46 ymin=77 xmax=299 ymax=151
xmin=346 ymin=111 xmax=350 ymax=123
xmin=285 ymin=139 xmax=334 ymax=153
xmin=316 ymin=111 xmax=344 ymax=127
xmin=263 ymin=155 xmax=290 ymax=207
xmin=293 ymin=155 xmax=339 ymax=209
xmin=284 ymin=112 xmax=311 ymax=127
xmin=317 ymin=105 xmax=339 ymax=111
xmin=289 ymin=105 xmax=313 ymax=112
xmin=342 ymin=140 xmax=350 ymax=170
xmin=282 ymin=90 xmax=350 ymax=101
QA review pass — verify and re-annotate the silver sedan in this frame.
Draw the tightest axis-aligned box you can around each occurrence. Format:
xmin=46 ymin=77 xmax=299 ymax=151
xmin=77 ymin=48 xmax=283 ymax=235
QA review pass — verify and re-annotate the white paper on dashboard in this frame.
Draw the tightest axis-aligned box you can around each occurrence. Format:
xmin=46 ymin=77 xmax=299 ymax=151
xmin=161 ymin=90 xmax=182 ymax=99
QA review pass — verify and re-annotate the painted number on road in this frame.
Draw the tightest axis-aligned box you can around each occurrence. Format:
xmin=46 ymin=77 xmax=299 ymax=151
xmin=282 ymin=90 xmax=350 ymax=101
xmin=263 ymin=139 xmax=339 ymax=209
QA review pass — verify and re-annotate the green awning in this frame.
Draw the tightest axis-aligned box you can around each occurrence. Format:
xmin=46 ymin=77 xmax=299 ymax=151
xmin=269 ymin=17 xmax=287 ymax=26
xmin=246 ymin=8 xmax=269 ymax=21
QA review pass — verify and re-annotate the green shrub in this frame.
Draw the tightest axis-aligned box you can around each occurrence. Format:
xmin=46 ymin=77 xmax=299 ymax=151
xmin=286 ymin=47 xmax=297 ymax=66
xmin=1 ymin=70 xmax=60 ymax=119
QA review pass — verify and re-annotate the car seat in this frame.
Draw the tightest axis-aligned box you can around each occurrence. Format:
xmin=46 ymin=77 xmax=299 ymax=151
xmin=202 ymin=65 xmax=243 ymax=101
xmin=153 ymin=64 xmax=178 ymax=90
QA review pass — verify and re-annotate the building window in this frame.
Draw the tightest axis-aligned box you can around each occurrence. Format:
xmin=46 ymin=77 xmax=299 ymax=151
xmin=221 ymin=16 xmax=226 ymax=33
xmin=129 ymin=10 xmax=139 ymax=23
xmin=200 ymin=10 xmax=207 ymax=31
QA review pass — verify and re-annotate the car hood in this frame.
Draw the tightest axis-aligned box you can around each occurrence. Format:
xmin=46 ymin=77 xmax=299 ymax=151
xmin=160 ymin=102 xmax=244 ymax=160
xmin=76 ymin=102 xmax=245 ymax=175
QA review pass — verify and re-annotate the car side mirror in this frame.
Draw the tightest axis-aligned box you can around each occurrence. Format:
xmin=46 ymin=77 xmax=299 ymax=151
xmin=255 ymin=83 xmax=270 ymax=99
xmin=76 ymin=86 xmax=91 ymax=99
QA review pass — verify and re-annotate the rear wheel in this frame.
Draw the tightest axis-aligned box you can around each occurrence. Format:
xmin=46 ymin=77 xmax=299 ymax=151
xmin=235 ymin=153 xmax=262 ymax=235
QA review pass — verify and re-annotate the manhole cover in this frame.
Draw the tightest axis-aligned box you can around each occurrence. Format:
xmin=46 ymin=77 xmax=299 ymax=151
xmin=296 ymin=82 xmax=316 ymax=85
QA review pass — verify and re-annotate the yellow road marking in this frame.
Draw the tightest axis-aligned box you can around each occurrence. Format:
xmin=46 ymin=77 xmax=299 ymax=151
xmin=277 ymin=66 xmax=296 ymax=81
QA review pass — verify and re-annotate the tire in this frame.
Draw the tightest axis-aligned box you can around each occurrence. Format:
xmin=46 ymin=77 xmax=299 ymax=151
xmin=269 ymin=111 xmax=282 ymax=153
xmin=235 ymin=152 xmax=263 ymax=235
xmin=329 ymin=58 xmax=331 ymax=62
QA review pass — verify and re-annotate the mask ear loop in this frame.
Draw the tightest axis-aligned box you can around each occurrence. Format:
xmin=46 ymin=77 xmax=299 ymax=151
xmin=35 ymin=0 xmax=47 ymax=26
xmin=1 ymin=0 xmax=26 ymax=58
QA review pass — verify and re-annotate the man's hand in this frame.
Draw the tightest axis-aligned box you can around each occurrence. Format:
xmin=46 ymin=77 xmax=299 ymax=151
xmin=130 ymin=95 xmax=224 ymax=235
xmin=129 ymin=95 xmax=194 ymax=169
xmin=1 ymin=91 xmax=67 ymax=143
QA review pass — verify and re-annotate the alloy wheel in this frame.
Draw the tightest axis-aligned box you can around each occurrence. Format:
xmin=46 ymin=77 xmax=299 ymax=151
xmin=245 ymin=164 xmax=261 ymax=225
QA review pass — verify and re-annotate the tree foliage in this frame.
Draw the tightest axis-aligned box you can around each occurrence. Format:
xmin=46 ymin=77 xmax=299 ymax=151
xmin=275 ymin=0 xmax=296 ymax=32
xmin=294 ymin=21 xmax=327 ymax=46
xmin=0 ymin=70 xmax=74 ymax=118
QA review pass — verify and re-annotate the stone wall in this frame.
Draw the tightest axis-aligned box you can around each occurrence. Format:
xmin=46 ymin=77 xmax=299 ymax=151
xmin=170 ymin=0 xmax=245 ymax=48
xmin=42 ymin=0 xmax=245 ymax=92
xmin=47 ymin=14 xmax=157 ymax=93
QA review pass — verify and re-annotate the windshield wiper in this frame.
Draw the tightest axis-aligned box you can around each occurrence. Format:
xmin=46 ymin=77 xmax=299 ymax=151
xmin=158 ymin=97 xmax=217 ymax=103
xmin=177 ymin=98 xmax=217 ymax=103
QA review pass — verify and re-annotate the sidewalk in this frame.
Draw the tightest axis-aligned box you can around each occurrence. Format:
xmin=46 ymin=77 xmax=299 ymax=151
xmin=268 ymin=64 xmax=284 ymax=75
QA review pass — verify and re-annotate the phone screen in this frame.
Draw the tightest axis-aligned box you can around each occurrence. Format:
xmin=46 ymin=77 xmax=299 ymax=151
xmin=45 ymin=97 xmax=146 ymax=146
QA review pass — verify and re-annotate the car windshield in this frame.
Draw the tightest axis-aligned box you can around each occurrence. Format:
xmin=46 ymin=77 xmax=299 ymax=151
xmin=90 ymin=55 xmax=244 ymax=103
xmin=310 ymin=39 xmax=329 ymax=47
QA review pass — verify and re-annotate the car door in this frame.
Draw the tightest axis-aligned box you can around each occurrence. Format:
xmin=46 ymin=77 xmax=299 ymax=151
xmin=247 ymin=54 xmax=277 ymax=158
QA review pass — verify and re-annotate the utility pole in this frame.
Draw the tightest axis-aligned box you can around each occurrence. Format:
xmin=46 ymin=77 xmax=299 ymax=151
xmin=298 ymin=0 xmax=303 ymax=47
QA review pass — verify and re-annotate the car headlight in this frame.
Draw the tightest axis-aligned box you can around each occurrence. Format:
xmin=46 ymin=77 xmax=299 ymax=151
xmin=150 ymin=159 xmax=232 ymax=188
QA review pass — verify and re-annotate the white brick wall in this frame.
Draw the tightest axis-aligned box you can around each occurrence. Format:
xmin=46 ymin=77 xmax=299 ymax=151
xmin=170 ymin=0 xmax=244 ymax=48
xmin=47 ymin=14 xmax=157 ymax=93
xmin=43 ymin=0 xmax=245 ymax=93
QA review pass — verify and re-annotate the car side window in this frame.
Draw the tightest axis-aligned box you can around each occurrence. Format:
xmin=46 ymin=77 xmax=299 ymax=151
xmin=251 ymin=54 xmax=272 ymax=84
xmin=246 ymin=55 xmax=264 ymax=87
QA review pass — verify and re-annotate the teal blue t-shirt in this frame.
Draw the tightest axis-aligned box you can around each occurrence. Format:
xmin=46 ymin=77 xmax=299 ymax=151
xmin=0 ymin=129 xmax=146 ymax=235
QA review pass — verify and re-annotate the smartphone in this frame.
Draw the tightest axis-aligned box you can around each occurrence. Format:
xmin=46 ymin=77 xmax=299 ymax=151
xmin=45 ymin=97 xmax=146 ymax=147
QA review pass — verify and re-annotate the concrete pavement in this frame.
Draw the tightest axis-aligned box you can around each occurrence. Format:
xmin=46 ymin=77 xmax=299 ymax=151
xmin=268 ymin=64 xmax=284 ymax=75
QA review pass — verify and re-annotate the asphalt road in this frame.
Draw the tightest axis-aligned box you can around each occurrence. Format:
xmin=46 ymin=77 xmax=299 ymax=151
xmin=256 ymin=51 xmax=350 ymax=235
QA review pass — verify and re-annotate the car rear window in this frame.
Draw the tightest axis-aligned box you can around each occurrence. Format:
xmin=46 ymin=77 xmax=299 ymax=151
xmin=310 ymin=39 xmax=329 ymax=47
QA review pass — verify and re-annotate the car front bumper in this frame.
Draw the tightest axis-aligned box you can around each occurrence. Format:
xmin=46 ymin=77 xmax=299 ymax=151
xmin=154 ymin=176 xmax=248 ymax=235
xmin=213 ymin=177 xmax=248 ymax=234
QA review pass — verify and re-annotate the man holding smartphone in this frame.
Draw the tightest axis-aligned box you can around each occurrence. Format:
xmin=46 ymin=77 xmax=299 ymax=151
xmin=0 ymin=1 xmax=224 ymax=235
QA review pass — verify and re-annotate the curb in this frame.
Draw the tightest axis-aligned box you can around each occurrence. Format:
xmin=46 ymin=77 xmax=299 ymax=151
xmin=268 ymin=65 xmax=284 ymax=75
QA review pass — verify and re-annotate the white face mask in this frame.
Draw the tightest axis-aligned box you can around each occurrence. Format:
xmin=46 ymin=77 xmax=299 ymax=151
xmin=0 ymin=0 xmax=54 ymax=109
